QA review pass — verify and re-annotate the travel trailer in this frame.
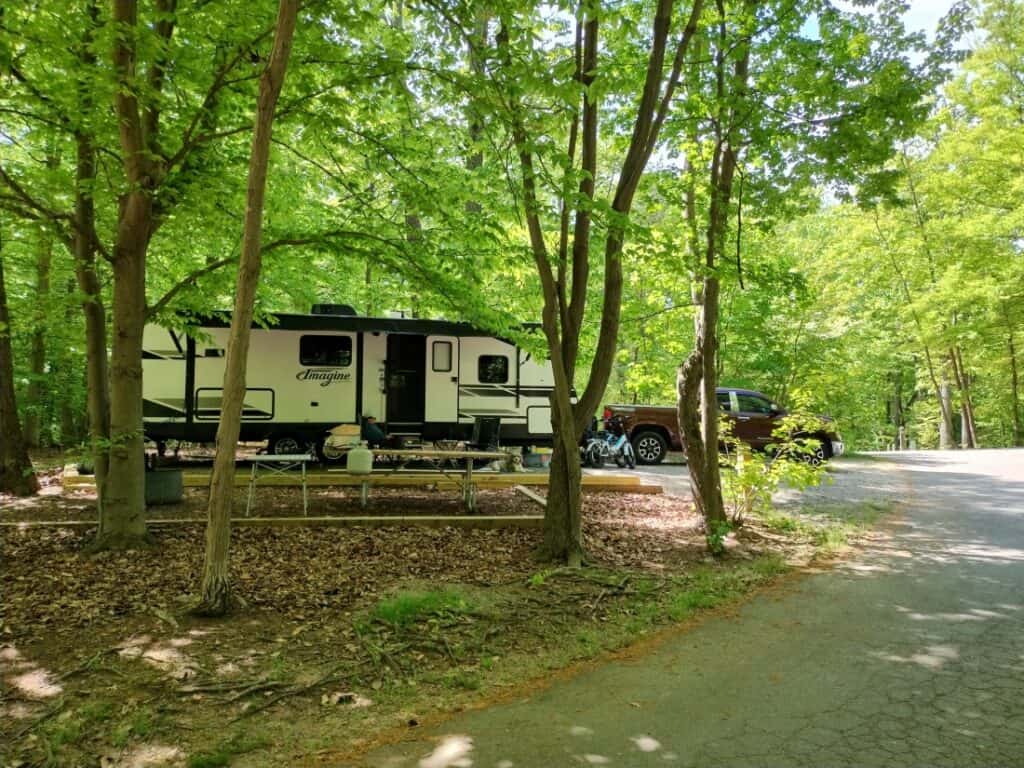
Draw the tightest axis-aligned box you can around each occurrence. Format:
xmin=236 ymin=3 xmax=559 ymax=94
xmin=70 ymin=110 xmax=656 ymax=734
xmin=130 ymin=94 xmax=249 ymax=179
xmin=142 ymin=307 xmax=556 ymax=454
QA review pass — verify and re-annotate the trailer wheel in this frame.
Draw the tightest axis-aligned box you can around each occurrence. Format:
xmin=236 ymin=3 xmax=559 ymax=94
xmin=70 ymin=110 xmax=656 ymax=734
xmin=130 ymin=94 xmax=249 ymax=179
xmin=268 ymin=434 xmax=305 ymax=455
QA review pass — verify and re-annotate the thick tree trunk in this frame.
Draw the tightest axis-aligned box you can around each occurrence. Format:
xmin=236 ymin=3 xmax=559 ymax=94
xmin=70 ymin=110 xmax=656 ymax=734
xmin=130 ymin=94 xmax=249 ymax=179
xmin=540 ymin=396 xmax=584 ymax=566
xmin=94 ymin=0 xmax=172 ymax=549
xmin=24 ymin=230 xmax=53 ymax=448
xmin=96 ymin=218 xmax=150 ymax=549
xmin=0 ymin=252 xmax=40 ymax=497
xmin=195 ymin=0 xmax=299 ymax=616
xmin=1009 ymin=330 xmax=1022 ymax=448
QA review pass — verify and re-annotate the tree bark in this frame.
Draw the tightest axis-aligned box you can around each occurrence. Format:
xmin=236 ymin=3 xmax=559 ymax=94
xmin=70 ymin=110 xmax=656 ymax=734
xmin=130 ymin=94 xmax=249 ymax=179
xmin=59 ymin=279 xmax=80 ymax=445
xmin=677 ymin=0 xmax=750 ymax=550
xmin=0 ymin=249 xmax=40 ymax=497
xmin=25 ymin=227 xmax=53 ymax=448
xmin=74 ymin=132 xmax=111 ymax=520
xmin=93 ymin=0 xmax=175 ymax=549
xmin=195 ymin=0 xmax=299 ymax=616
xmin=939 ymin=379 xmax=955 ymax=450
xmin=1009 ymin=329 xmax=1022 ymax=448
xmin=951 ymin=346 xmax=978 ymax=448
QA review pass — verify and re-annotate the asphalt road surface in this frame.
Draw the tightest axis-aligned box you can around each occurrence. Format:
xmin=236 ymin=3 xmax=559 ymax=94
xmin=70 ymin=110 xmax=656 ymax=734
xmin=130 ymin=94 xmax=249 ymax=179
xmin=351 ymin=451 xmax=1024 ymax=768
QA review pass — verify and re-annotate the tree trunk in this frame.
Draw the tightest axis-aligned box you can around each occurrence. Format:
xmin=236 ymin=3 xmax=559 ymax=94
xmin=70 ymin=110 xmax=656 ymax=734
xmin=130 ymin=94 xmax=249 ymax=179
xmin=58 ymin=278 xmax=80 ymax=446
xmin=195 ymin=0 xmax=300 ymax=617
xmin=540 ymin=395 xmax=584 ymax=566
xmin=93 ymin=0 xmax=169 ymax=550
xmin=951 ymin=346 xmax=978 ymax=449
xmin=24 ymin=229 xmax=53 ymax=448
xmin=96 ymin=217 xmax=150 ymax=549
xmin=678 ymin=278 xmax=726 ymax=549
xmin=1009 ymin=330 xmax=1022 ymax=448
xmin=0 ymin=251 xmax=40 ymax=497
xmin=71 ymin=0 xmax=110 ymax=489
xmin=938 ymin=379 xmax=955 ymax=450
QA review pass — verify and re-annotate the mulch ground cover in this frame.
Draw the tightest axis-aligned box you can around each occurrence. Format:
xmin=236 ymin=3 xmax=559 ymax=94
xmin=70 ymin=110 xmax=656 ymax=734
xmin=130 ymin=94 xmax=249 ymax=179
xmin=1 ymin=489 xmax=704 ymax=645
xmin=1 ymin=472 xmax=799 ymax=768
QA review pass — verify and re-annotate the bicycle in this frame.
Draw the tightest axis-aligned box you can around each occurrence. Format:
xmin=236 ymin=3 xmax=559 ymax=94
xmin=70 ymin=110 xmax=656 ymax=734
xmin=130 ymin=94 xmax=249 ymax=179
xmin=581 ymin=415 xmax=636 ymax=469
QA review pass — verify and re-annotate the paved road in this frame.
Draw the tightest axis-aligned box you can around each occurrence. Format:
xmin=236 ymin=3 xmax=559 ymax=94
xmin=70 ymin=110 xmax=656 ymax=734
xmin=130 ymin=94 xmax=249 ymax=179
xmin=352 ymin=451 xmax=1024 ymax=768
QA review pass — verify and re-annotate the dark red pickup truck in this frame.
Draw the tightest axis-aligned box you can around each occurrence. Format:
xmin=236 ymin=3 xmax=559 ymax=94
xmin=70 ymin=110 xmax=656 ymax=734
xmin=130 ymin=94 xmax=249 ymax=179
xmin=604 ymin=388 xmax=844 ymax=465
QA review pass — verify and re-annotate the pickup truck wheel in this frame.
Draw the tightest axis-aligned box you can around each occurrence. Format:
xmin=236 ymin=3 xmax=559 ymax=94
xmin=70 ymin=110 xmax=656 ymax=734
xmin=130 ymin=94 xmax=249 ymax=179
xmin=632 ymin=431 xmax=668 ymax=465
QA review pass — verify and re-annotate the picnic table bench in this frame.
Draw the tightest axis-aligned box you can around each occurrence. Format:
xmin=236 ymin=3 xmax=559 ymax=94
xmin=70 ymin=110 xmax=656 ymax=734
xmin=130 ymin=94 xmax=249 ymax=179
xmin=245 ymin=453 xmax=316 ymax=516
xmin=341 ymin=448 xmax=509 ymax=512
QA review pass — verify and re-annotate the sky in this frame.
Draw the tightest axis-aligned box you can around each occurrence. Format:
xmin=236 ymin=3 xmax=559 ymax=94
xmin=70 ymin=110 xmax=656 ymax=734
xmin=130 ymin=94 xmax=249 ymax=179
xmin=901 ymin=0 xmax=960 ymax=38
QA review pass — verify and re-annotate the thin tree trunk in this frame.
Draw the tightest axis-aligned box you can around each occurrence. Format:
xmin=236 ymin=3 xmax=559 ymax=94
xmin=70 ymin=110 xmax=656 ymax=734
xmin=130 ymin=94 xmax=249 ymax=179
xmin=1009 ymin=329 xmax=1022 ymax=447
xmin=195 ymin=0 xmax=299 ymax=616
xmin=939 ymin=379 xmax=955 ymax=450
xmin=72 ymin=0 xmax=111 ymax=506
xmin=58 ymin=277 xmax=79 ymax=446
xmin=678 ymin=278 xmax=726 ymax=543
xmin=678 ymin=0 xmax=750 ymax=551
xmin=0 ymin=249 xmax=40 ymax=496
xmin=25 ymin=228 xmax=53 ymax=448
xmin=952 ymin=346 xmax=978 ymax=448
xmin=495 ymin=0 xmax=698 ymax=564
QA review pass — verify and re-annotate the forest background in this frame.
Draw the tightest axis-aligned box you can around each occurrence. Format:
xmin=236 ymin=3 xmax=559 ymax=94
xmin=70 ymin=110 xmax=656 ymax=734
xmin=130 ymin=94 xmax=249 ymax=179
xmin=2 ymin=0 xmax=1021 ymax=470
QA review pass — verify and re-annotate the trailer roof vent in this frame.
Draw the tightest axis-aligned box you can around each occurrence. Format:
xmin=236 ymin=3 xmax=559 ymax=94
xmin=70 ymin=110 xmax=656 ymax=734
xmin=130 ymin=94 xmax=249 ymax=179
xmin=311 ymin=304 xmax=357 ymax=316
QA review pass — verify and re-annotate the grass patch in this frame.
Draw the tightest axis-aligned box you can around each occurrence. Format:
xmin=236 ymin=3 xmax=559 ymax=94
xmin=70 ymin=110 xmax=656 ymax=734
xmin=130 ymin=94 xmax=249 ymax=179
xmin=111 ymin=707 xmax=157 ymax=747
xmin=760 ymin=500 xmax=893 ymax=554
xmin=368 ymin=588 xmax=476 ymax=628
xmin=188 ymin=732 xmax=269 ymax=768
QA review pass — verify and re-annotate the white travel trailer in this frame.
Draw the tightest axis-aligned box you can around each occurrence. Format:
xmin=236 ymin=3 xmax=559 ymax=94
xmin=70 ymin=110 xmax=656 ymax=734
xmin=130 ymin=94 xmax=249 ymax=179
xmin=142 ymin=306 xmax=556 ymax=454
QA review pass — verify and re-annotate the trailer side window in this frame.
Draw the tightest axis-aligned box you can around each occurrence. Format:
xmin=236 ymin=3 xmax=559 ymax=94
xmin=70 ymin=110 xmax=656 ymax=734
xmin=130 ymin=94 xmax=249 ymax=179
xmin=478 ymin=354 xmax=509 ymax=384
xmin=432 ymin=341 xmax=452 ymax=372
xmin=300 ymin=335 xmax=352 ymax=367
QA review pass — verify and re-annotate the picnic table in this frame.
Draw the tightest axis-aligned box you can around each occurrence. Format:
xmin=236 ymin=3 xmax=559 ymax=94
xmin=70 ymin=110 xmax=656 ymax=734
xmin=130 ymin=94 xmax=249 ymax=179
xmin=245 ymin=453 xmax=316 ymax=516
xmin=347 ymin=448 xmax=509 ymax=512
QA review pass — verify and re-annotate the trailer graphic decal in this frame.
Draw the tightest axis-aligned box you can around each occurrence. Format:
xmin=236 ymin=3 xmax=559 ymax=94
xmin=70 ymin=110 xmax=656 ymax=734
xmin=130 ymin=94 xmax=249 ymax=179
xmin=295 ymin=369 xmax=353 ymax=386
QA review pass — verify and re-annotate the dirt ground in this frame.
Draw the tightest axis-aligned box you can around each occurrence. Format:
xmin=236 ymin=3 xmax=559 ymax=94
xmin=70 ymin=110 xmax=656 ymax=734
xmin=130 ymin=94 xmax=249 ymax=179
xmin=0 ymin=463 xmax=865 ymax=768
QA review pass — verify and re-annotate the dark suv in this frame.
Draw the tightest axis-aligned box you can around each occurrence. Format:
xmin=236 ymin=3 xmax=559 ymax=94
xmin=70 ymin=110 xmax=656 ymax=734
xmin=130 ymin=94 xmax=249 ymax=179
xmin=603 ymin=388 xmax=844 ymax=465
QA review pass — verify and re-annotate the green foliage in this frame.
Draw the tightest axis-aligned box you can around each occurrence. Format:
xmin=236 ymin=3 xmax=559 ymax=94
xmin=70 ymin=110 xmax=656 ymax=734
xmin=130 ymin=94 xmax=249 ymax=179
xmin=720 ymin=410 xmax=830 ymax=527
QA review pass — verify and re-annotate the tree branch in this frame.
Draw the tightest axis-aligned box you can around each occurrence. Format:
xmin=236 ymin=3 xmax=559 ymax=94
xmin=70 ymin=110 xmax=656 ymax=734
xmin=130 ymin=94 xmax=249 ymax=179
xmin=0 ymin=164 xmax=74 ymax=228
xmin=146 ymin=255 xmax=235 ymax=319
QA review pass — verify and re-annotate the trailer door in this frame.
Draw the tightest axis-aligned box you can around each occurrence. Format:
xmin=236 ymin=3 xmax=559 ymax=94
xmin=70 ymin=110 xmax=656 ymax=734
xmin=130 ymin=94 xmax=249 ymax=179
xmin=425 ymin=336 xmax=459 ymax=423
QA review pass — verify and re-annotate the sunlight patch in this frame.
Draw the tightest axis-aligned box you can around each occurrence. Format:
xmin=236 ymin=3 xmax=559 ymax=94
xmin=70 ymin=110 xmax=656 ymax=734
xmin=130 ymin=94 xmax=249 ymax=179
xmin=570 ymin=725 xmax=594 ymax=736
xmin=632 ymin=735 xmax=661 ymax=752
xmin=8 ymin=668 xmax=62 ymax=698
xmin=112 ymin=743 xmax=184 ymax=767
xmin=419 ymin=734 xmax=474 ymax=768
xmin=873 ymin=644 xmax=959 ymax=670
xmin=581 ymin=755 xmax=611 ymax=765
